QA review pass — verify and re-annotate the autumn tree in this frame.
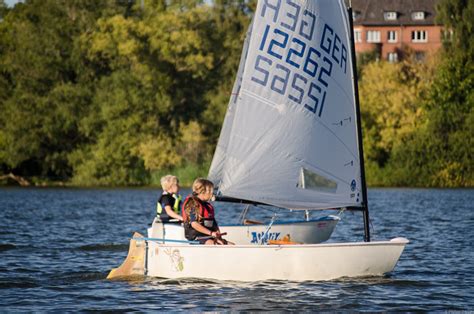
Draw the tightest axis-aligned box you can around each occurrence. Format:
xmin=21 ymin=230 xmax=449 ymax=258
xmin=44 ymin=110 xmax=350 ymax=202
xmin=390 ymin=0 xmax=474 ymax=187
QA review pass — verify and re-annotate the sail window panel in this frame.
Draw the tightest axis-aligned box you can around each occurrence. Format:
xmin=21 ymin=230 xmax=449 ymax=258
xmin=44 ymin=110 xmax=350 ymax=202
xmin=297 ymin=168 xmax=338 ymax=194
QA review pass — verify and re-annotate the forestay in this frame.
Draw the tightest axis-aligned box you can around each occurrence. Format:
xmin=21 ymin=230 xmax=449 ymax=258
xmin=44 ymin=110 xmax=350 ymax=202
xmin=209 ymin=0 xmax=363 ymax=210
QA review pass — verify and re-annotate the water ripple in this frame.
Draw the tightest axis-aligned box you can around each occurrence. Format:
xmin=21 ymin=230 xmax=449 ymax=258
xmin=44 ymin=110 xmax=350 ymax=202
xmin=76 ymin=243 xmax=128 ymax=252
xmin=0 ymin=187 xmax=473 ymax=310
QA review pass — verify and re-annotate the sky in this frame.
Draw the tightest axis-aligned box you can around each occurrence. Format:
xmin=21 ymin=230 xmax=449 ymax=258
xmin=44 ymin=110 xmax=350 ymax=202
xmin=4 ymin=0 xmax=21 ymax=7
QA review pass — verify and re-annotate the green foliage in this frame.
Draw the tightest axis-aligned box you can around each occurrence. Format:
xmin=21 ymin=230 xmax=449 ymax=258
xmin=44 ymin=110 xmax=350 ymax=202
xmin=358 ymin=0 xmax=473 ymax=187
xmin=150 ymin=161 xmax=211 ymax=188
xmin=0 ymin=0 xmax=471 ymax=187
xmin=359 ymin=55 xmax=436 ymax=184
xmin=396 ymin=0 xmax=474 ymax=187
xmin=0 ymin=0 xmax=252 ymax=186
xmin=390 ymin=54 xmax=474 ymax=187
xmin=356 ymin=50 xmax=379 ymax=78
xmin=436 ymin=0 xmax=474 ymax=57
xmin=0 ymin=0 xmax=133 ymax=180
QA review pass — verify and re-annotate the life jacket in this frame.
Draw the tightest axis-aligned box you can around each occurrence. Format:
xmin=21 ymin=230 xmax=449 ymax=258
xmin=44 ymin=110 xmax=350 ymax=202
xmin=182 ymin=195 xmax=216 ymax=240
xmin=156 ymin=192 xmax=182 ymax=218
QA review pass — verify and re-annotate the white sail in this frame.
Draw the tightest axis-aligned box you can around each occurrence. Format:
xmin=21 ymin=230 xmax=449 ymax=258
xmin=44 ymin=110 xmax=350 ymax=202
xmin=209 ymin=0 xmax=363 ymax=210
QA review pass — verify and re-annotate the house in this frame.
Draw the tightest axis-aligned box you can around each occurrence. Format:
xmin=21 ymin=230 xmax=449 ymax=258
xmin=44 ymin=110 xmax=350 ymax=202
xmin=351 ymin=0 xmax=443 ymax=62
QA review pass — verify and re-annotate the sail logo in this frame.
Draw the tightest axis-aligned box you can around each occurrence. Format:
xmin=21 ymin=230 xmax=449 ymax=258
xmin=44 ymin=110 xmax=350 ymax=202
xmin=251 ymin=1 xmax=348 ymax=118
xmin=251 ymin=232 xmax=281 ymax=244
xmin=351 ymin=179 xmax=356 ymax=191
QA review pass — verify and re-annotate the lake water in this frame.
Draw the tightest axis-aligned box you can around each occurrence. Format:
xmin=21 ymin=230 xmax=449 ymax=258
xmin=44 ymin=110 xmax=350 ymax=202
xmin=0 ymin=187 xmax=473 ymax=311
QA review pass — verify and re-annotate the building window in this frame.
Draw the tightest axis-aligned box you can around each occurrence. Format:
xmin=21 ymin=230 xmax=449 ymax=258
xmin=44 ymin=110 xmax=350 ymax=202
xmin=367 ymin=30 xmax=381 ymax=43
xmin=388 ymin=52 xmax=398 ymax=63
xmin=412 ymin=30 xmax=427 ymax=43
xmin=384 ymin=12 xmax=397 ymax=20
xmin=412 ymin=11 xmax=425 ymax=20
xmin=415 ymin=51 xmax=425 ymax=61
xmin=354 ymin=29 xmax=362 ymax=43
xmin=441 ymin=29 xmax=454 ymax=41
xmin=387 ymin=31 xmax=397 ymax=43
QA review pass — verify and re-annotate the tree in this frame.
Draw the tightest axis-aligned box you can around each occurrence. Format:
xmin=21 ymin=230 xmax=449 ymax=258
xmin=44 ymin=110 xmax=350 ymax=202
xmin=69 ymin=1 xmax=227 ymax=185
xmin=358 ymin=55 xmax=436 ymax=186
xmin=202 ymin=0 xmax=254 ymax=144
xmin=0 ymin=0 xmax=255 ymax=186
xmin=383 ymin=0 xmax=474 ymax=187
xmin=0 ymin=0 xmax=132 ymax=181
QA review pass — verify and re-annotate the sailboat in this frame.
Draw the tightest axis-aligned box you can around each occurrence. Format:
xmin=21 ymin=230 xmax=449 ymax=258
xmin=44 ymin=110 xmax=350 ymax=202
xmin=147 ymin=212 xmax=340 ymax=245
xmin=108 ymin=0 xmax=408 ymax=281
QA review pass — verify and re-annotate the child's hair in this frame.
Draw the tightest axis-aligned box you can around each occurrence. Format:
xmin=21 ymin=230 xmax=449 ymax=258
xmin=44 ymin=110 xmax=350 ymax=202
xmin=192 ymin=178 xmax=214 ymax=195
xmin=183 ymin=196 xmax=200 ymax=223
xmin=160 ymin=175 xmax=179 ymax=191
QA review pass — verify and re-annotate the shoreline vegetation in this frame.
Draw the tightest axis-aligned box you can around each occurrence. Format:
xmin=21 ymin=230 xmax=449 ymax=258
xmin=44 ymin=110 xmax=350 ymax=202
xmin=0 ymin=0 xmax=472 ymax=188
xmin=0 ymin=162 xmax=210 ymax=188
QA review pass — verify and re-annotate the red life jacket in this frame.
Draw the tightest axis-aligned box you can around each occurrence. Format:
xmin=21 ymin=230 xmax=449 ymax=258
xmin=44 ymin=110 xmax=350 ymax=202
xmin=182 ymin=195 xmax=215 ymax=222
xmin=182 ymin=195 xmax=217 ymax=241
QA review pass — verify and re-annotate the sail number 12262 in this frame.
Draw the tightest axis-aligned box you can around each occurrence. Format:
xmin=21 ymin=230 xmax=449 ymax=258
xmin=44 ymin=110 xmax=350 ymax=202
xmin=251 ymin=2 xmax=348 ymax=118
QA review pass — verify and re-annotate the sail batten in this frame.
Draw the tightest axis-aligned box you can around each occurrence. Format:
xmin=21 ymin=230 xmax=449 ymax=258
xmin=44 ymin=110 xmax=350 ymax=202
xmin=209 ymin=0 xmax=363 ymax=210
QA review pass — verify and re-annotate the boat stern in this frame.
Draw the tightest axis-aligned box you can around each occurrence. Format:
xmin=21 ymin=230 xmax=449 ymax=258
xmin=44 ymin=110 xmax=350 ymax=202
xmin=107 ymin=232 xmax=146 ymax=279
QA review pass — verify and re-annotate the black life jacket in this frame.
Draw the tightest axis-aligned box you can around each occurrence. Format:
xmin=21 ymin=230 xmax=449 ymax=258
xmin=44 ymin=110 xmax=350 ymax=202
xmin=156 ymin=192 xmax=182 ymax=222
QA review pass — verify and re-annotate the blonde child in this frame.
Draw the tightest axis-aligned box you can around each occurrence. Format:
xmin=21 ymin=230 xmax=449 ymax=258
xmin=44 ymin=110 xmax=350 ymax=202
xmin=156 ymin=175 xmax=183 ymax=222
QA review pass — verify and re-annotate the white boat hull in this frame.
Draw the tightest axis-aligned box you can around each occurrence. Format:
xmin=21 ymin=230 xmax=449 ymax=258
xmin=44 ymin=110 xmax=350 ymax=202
xmin=147 ymin=216 xmax=340 ymax=245
xmin=144 ymin=237 xmax=408 ymax=281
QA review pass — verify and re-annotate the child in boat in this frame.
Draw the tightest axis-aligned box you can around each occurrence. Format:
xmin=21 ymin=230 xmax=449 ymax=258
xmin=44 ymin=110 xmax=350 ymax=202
xmin=156 ymin=175 xmax=183 ymax=223
xmin=182 ymin=178 xmax=232 ymax=245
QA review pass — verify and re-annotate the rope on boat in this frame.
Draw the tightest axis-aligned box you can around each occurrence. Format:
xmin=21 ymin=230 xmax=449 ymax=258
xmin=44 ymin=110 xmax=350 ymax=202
xmin=238 ymin=204 xmax=251 ymax=224
xmin=260 ymin=213 xmax=278 ymax=245
xmin=133 ymin=237 xmax=200 ymax=244
xmin=133 ymin=234 xmax=226 ymax=245
xmin=337 ymin=207 xmax=347 ymax=218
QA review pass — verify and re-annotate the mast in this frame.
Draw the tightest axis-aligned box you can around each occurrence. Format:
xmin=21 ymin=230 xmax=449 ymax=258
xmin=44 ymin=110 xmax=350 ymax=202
xmin=348 ymin=5 xmax=371 ymax=242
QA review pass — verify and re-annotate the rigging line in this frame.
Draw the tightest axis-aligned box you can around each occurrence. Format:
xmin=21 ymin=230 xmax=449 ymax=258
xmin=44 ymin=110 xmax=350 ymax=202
xmin=133 ymin=237 xmax=200 ymax=244
xmin=239 ymin=204 xmax=251 ymax=224
xmin=253 ymin=205 xmax=284 ymax=217
xmin=240 ymin=87 xmax=360 ymax=162
xmin=260 ymin=213 xmax=278 ymax=245
xmin=369 ymin=217 xmax=375 ymax=237
xmin=337 ymin=207 xmax=347 ymax=218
